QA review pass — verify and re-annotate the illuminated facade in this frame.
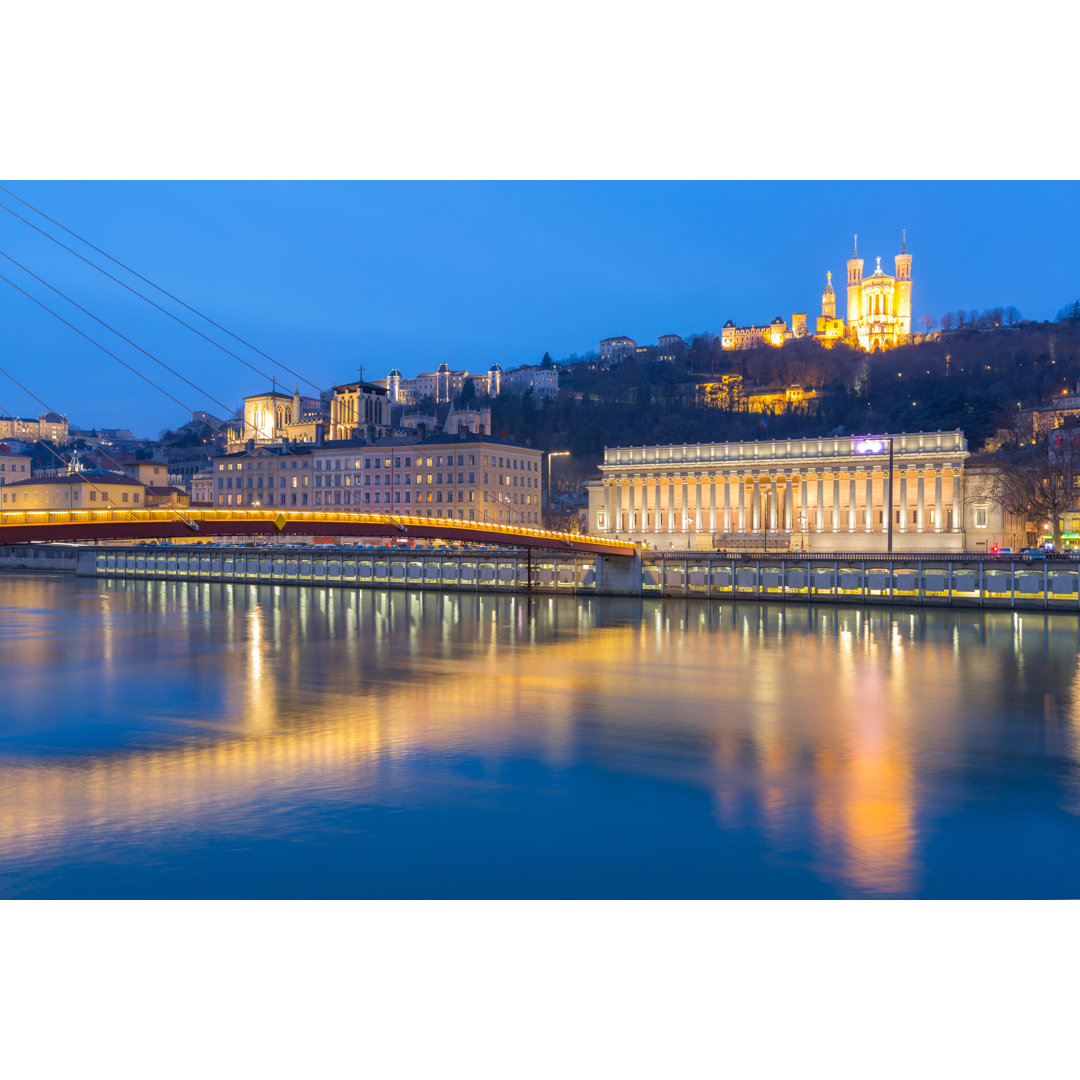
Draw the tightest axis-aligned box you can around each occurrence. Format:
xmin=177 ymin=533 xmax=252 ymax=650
xmin=845 ymin=232 xmax=913 ymax=350
xmin=696 ymin=375 xmax=817 ymax=415
xmin=327 ymin=381 xmax=392 ymax=440
xmin=1 ymin=469 xmax=145 ymax=510
xmin=721 ymin=316 xmax=789 ymax=350
xmin=587 ymin=430 xmax=972 ymax=553
xmin=0 ymin=411 xmax=70 ymax=445
xmin=815 ymin=271 xmax=846 ymax=342
xmin=213 ymin=436 xmax=543 ymax=524
xmin=0 ymin=446 xmax=31 ymax=487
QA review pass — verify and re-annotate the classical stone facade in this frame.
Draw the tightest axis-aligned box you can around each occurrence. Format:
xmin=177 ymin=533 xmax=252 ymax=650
xmin=587 ymin=431 xmax=972 ymax=552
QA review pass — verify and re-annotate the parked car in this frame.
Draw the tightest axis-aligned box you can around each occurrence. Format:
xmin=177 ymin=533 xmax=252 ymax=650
xmin=990 ymin=546 xmax=1013 ymax=559
xmin=1019 ymin=547 xmax=1047 ymax=562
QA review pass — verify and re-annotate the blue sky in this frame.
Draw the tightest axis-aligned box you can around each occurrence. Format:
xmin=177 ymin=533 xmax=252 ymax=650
xmin=1 ymin=181 xmax=1077 ymax=436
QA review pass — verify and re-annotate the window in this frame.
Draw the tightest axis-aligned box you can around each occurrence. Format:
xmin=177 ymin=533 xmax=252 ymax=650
xmin=975 ymin=507 xmax=988 ymax=528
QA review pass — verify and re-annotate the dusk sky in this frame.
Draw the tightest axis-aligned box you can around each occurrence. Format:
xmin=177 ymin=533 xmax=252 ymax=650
xmin=1 ymin=180 xmax=1078 ymax=436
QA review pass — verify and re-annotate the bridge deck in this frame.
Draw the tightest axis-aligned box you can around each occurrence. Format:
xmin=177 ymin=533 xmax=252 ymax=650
xmin=0 ymin=507 xmax=637 ymax=557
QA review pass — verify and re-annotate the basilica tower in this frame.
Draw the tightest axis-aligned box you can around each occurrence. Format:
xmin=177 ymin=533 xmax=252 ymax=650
xmin=821 ymin=270 xmax=836 ymax=319
xmin=893 ymin=229 xmax=913 ymax=337
xmin=846 ymin=234 xmax=864 ymax=325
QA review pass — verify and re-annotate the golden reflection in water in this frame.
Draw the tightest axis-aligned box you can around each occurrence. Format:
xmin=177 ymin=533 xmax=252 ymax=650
xmin=1 ymin=580 xmax=1071 ymax=895
xmin=703 ymin=607 xmax=922 ymax=895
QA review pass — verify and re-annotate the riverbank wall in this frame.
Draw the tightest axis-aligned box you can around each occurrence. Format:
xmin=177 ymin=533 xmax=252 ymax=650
xmin=0 ymin=544 xmax=81 ymax=573
xmin=54 ymin=544 xmax=1080 ymax=611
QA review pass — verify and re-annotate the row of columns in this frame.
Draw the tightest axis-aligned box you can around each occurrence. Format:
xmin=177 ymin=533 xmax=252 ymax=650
xmin=603 ymin=469 xmax=962 ymax=535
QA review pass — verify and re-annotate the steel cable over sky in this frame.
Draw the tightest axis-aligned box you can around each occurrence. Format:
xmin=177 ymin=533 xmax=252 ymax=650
xmin=0 ymin=194 xmax=325 ymax=395
xmin=0 ymin=369 xmax=194 ymax=527
xmin=0 ymin=248 xmax=276 ymax=443
xmin=0 ymin=272 xmax=196 ymax=416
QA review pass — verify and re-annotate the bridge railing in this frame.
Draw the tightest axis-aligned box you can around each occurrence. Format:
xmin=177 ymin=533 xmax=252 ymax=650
xmin=0 ymin=506 xmax=635 ymax=553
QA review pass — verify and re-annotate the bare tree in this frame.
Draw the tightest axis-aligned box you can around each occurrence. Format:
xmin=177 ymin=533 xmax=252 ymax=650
xmin=989 ymin=429 xmax=1080 ymax=548
xmin=1004 ymin=306 xmax=1022 ymax=326
xmin=956 ymin=309 xmax=967 ymax=329
xmin=920 ymin=314 xmax=937 ymax=335
xmin=941 ymin=311 xmax=955 ymax=332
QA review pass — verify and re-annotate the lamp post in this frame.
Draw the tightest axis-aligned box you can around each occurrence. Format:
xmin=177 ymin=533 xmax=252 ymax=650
xmin=546 ymin=451 xmax=570 ymax=528
xmin=854 ymin=434 xmax=894 ymax=554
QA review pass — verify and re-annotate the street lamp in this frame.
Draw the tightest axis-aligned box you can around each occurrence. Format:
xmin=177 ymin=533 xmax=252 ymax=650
xmin=546 ymin=451 xmax=570 ymax=527
xmin=854 ymin=434 xmax=894 ymax=554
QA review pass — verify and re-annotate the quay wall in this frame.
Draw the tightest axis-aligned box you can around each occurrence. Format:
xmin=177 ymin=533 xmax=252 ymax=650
xmin=66 ymin=545 xmax=1080 ymax=612
xmin=0 ymin=544 xmax=81 ymax=573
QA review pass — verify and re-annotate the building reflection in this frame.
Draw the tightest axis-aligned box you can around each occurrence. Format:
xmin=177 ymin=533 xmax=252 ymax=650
xmin=1 ymin=577 xmax=1079 ymax=897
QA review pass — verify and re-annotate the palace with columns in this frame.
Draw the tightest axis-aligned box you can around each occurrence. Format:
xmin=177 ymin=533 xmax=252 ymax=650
xmin=587 ymin=431 xmax=990 ymax=553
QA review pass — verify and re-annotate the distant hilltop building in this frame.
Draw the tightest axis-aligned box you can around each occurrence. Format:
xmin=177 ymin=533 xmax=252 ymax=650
xmin=0 ymin=411 xmax=70 ymax=445
xmin=380 ymin=362 xmax=557 ymax=405
xmin=721 ymin=232 xmax=914 ymax=352
xmin=844 ymin=232 xmax=913 ymax=350
xmin=721 ymin=316 xmax=796 ymax=351
xmin=599 ymin=337 xmax=638 ymax=365
xmin=656 ymin=334 xmax=685 ymax=362
xmin=816 ymin=271 xmax=846 ymax=342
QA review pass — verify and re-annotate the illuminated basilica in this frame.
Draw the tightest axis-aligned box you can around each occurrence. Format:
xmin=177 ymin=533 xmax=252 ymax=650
xmin=726 ymin=232 xmax=914 ymax=352
xmin=818 ymin=232 xmax=912 ymax=350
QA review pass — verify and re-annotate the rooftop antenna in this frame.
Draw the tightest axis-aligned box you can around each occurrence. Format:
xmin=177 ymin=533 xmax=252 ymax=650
xmin=853 ymin=233 xmax=858 ymax=257
xmin=902 ymin=228 xmax=907 ymax=254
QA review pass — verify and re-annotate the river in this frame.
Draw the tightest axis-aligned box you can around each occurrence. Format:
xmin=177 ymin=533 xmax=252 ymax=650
xmin=2 ymin=573 xmax=1079 ymax=898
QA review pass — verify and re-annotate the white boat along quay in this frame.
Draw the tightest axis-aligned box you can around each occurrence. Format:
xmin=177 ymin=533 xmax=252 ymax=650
xmin=39 ymin=543 xmax=1080 ymax=610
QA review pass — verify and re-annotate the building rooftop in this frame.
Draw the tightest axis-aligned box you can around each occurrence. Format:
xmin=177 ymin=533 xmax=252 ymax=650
xmin=331 ymin=381 xmax=389 ymax=395
xmin=4 ymin=469 xmax=143 ymax=487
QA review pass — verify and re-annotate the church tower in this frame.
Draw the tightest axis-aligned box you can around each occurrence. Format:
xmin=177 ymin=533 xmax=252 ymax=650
xmin=821 ymin=270 xmax=836 ymax=319
xmin=893 ymin=229 xmax=913 ymax=338
xmin=846 ymin=234 xmax=864 ymax=325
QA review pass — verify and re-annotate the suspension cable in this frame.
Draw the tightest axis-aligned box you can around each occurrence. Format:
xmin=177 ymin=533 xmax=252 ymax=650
xmin=0 ymin=196 xmax=324 ymax=395
xmin=0 ymin=184 xmax=325 ymax=394
xmin=0 ymin=248 xmax=275 ymax=444
xmin=0 ymin=272 xmax=195 ymax=415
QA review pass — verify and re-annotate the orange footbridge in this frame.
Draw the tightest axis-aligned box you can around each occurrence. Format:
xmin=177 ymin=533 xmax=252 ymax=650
xmin=0 ymin=507 xmax=637 ymax=557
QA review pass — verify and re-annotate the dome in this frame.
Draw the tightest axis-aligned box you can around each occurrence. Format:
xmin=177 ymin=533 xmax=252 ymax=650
xmin=822 ymin=270 xmax=835 ymax=296
xmin=723 ymin=320 xmax=735 ymax=328
xmin=388 ymin=368 xmax=401 ymax=378
xmin=437 ymin=363 xmax=450 ymax=373
xmin=489 ymin=363 xmax=502 ymax=373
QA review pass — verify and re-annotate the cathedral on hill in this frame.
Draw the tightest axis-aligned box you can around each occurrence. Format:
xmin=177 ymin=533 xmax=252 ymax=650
xmin=815 ymin=232 xmax=913 ymax=349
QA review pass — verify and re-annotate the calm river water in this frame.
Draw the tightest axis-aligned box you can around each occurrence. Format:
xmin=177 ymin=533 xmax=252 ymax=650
xmin=2 ymin=572 xmax=1079 ymax=898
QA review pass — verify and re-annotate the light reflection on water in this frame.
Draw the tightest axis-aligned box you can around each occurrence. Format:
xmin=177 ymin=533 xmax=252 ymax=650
xmin=1 ymin=573 xmax=1080 ymax=898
